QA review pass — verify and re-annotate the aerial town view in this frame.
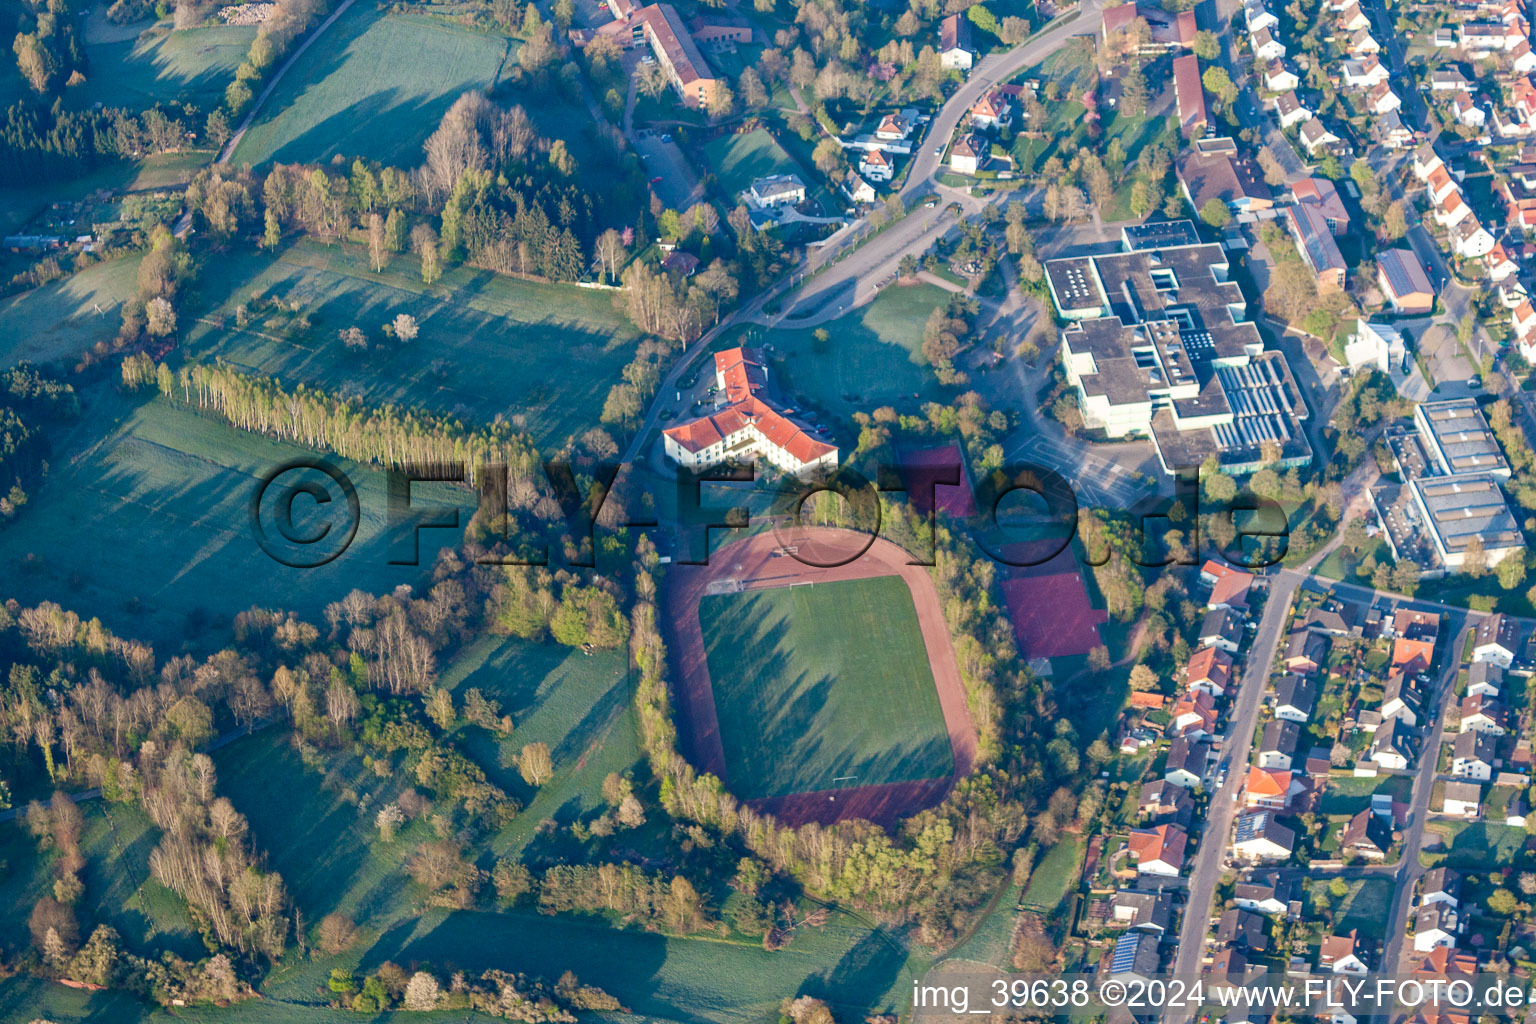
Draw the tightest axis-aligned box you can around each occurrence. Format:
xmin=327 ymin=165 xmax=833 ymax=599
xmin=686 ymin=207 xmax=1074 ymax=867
xmin=14 ymin=0 xmax=1536 ymax=1018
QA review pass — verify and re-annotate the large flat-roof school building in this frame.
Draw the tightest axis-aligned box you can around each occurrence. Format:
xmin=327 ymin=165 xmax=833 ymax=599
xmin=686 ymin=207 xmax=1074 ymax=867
xmin=1045 ymin=222 xmax=1312 ymax=476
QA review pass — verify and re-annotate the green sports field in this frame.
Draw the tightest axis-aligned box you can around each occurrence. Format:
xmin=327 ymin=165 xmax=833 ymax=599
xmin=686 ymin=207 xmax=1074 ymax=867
xmin=229 ymin=8 xmax=512 ymax=167
xmin=703 ymin=127 xmax=807 ymax=199
xmin=698 ymin=576 xmax=953 ymax=799
xmin=187 ymin=238 xmax=644 ymax=449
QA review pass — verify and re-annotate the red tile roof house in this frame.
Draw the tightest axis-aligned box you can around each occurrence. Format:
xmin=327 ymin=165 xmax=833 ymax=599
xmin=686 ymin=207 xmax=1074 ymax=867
xmin=662 ymin=348 xmax=837 ymax=477
xmin=1201 ymin=559 xmax=1254 ymax=611
xmin=1173 ymin=54 xmax=1208 ymax=136
xmin=1185 ymin=645 xmax=1235 ymax=696
xmin=1128 ymin=824 xmax=1188 ymax=876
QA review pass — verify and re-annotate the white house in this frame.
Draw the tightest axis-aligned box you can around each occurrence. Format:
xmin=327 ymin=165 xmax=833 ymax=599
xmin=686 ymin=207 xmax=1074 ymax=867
xmin=1473 ymin=613 xmax=1520 ymax=666
xmin=1232 ymin=811 xmax=1296 ymax=862
xmin=1451 ymin=731 xmax=1496 ymax=781
xmin=842 ymin=173 xmax=876 ymax=204
xmin=1454 ymin=91 xmax=1488 ymax=128
xmin=1276 ymin=91 xmax=1312 ymax=128
xmin=1343 ymin=319 xmax=1404 ymax=373
xmin=1245 ymin=0 xmax=1279 ymax=31
xmin=1413 ymin=902 xmax=1462 ymax=953
xmin=1451 ymin=216 xmax=1497 ymax=259
xmin=938 ymin=14 xmax=975 ymax=70
xmin=859 ymin=147 xmax=893 ymax=182
xmin=949 ymin=133 xmax=984 ymax=175
xmin=1443 ymin=780 xmax=1483 ymax=817
xmin=1264 ymin=60 xmax=1300 ymax=91
xmin=1342 ymin=56 xmax=1390 ymax=89
xmin=1368 ymin=81 xmax=1403 ymax=114
xmin=1252 ymin=26 xmax=1286 ymax=61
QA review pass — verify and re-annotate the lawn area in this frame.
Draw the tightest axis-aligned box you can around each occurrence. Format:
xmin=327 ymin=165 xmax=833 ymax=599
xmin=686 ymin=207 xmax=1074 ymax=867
xmin=186 ymin=238 xmax=644 ymax=449
xmin=0 ymin=255 xmax=141 ymax=367
xmin=2 ymin=391 xmax=474 ymax=649
xmin=436 ymin=635 xmax=641 ymax=856
xmin=1306 ymin=877 xmax=1394 ymax=939
xmin=698 ymin=576 xmax=953 ymax=799
xmin=69 ymin=12 xmax=255 ymax=113
xmin=1316 ymin=774 xmax=1412 ymax=815
xmin=229 ymin=8 xmax=513 ymax=167
xmin=724 ymin=282 xmax=953 ymax=428
xmin=703 ymin=126 xmax=806 ymax=199
xmin=1424 ymin=820 xmax=1531 ymax=868
xmin=1020 ymin=835 xmax=1084 ymax=913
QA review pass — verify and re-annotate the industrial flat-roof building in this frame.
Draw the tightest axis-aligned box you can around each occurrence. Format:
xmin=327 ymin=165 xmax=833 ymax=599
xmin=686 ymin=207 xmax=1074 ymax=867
xmin=1047 ymin=223 xmax=1311 ymax=475
xmin=1409 ymin=474 xmax=1523 ymax=570
xmin=1414 ymin=399 xmax=1511 ymax=479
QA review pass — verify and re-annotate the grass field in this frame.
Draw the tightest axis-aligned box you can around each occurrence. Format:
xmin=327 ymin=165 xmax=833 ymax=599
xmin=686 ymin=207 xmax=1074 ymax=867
xmin=0 ymin=255 xmax=141 ymax=367
xmin=724 ymin=283 xmax=953 ymax=427
xmin=209 ymin=727 xmax=919 ymax=1024
xmin=187 ymin=239 xmax=643 ymax=448
xmin=703 ymin=127 xmax=806 ymax=199
xmin=1306 ymin=877 xmax=1394 ymax=939
xmin=0 ymin=802 xmax=202 ymax=963
xmin=70 ymin=13 xmax=256 ymax=113
xmin=1020 ymin=835 xmax=1084 ymax=913
xmin=1423 ymin=820 xmax=1530 ymax=867
xmin=698 ymin=576 xmax=953 ymax=800
xmin=229 ymin=8 xmax=512 ymax=167
xmin=1316 ymin=774 xmax=1412 ymax=816
xmin=437 ymin=635 xmax=641 ymax=855
xmin=2 ymin=391 xmax=474 ymax=648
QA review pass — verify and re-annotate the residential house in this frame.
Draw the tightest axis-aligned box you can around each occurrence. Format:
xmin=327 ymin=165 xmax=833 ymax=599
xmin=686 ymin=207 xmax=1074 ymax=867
xmin=1452 ymin=730 xmax=1496 ymax=781
xmin=1347 ymin=26 xmax=1381 ymax=54
xmin=1186 ymin=645 xmax=1235 ymax=696
xmin=1283 ymin=628 xmax=1328 ymax=675
xmin=1320 ymin=930 xmax=1369 ymax=973
xmin=747 ymin=175 xmax=806 ymax=207
xmin=938 ymin=14 xmax=974 ymax=70
xmin=1172 ymin=689 xmax=1219 ymax=738
xmin=1233 ymin=810 xmax=1296 ymax=861
xmin=1274 ymin=674 xmax=1317 ymax=723
xmin=1459 ymin=693 xmax=1508 ymax=735
xmin=1422 ymin=868 xmax=1461 ymax=908
xmin=1265 ymin=60 xmax=1300 ymax=92
xmin=1235 ymin=871 xmax=1294 ymax=914
xmin=1129 ymin=823 xmax=1188 ymax=876
xmin=1342 ymin=55 xmax=1390 ymax=88
xmin=842 ymin=173 xmax=876 ymax=204
xmin=1275 ymin=90 xmax=1312 ymax=128
xmin=1368 ymin=81 xmax=1403 ymax=114
xmin=1413 ymin=142 xmax=1446 ymax=180
xmin=1295 ymin=177 xmax=1351 ymax=233
xmin=1202 ymin=559 xmax=1255 ymax=610
xmin=1252 ymin=25 xmax=1285 ymax=61
xmin=1514 ymin=38 xmax=1536 ymax=73
xmin=1453 ymin=91 xmax=1487 ymax=128
xmin=1165 ymin=735 xmax=1210 ymax=789
xmin=1451 ymin=216 xmax=1497 ymax=258
xmin=1381 ymin=673 xmax=1425 ymax=727
xmin=1341 ymin=808 xmax=1393 ymax=859
xmin=1336 ymin=0 xmax=1371 ymax=30
xmin=949 ymin=133 xmax=984 ymax=175
xmin=1245 ymin=766 xmax=1301 ymax=809
xmin=1139 ymin=779 xmax=1196 ymax=821
xmin=858 ymin=147 xmax=893 ymax=182
xmin=1259 ymin=719 xmax=1301 ymax=770
xmin=1244 ymin=0 xmax=1280 ymax=32
xmin=1200 ymin=607 xmax=1244 ymax=653
xmin=1370 ymin=719 xmax=1415 ymax=769
xmin=1107 ymin=929 xmax=1162 ymax=982
xmin=1467 ymin=660 xmax=1504 ymax=698
xmin=1299 ymin=118 xmax=1342 ymax=155
xmin=970 ymin=89 xmax=1012 ymax=128
xmin=1414 ymin=902 xmax=1462 ymax=952
xmin=1110 ymin=889 xmax=1174 ymax=933
xmin=1376 ymin=108 xmax=1415 ymax=148
xmin=1217 ymin=907 xmax=1270 ymax=951
xmin=1485 ymin=242 xmax=1519 ymax=281
xmin=1474 ymin=613 xmax=1520 ymax=666
xmin=1443 ymin=780 xmax=1483 ymax=817
xmin=1429 ymin=68 xmax=1473 ymax=91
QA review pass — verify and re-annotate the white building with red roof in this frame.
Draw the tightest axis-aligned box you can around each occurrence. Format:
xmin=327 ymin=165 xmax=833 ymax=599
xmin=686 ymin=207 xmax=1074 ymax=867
xmin=662 ymin=348 xmax=838 ymax=477
xmin=970 ymin=89 xmax=1013 ymax=129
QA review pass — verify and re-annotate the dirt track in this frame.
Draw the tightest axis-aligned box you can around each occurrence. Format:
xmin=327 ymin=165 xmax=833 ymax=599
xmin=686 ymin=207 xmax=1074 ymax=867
xmin=662 ymin=525 xmax=978 ymax=827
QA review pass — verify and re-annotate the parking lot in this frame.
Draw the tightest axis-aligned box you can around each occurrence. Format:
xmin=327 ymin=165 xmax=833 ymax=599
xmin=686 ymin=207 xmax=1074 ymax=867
xmin=633 ymin=127 xmax=701 ymax=211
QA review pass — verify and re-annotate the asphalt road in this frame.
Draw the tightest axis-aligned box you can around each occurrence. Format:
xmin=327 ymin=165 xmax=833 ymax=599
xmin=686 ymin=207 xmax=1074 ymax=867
xmin=1170 ymin=569 xmax=1302 ymax=979
xmin=1379 ymin=616 xmax=1476 ymax=977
